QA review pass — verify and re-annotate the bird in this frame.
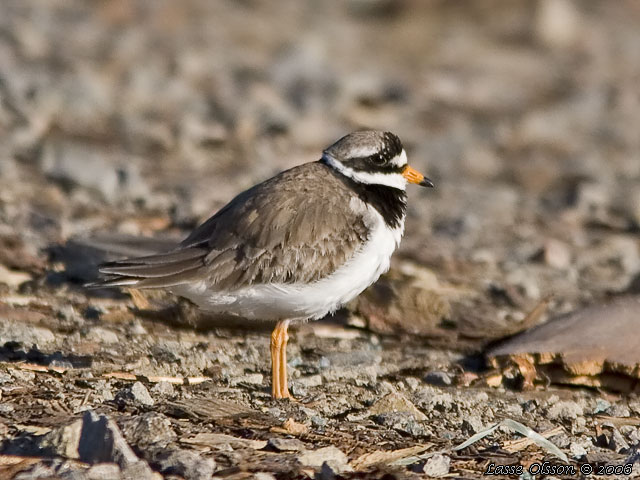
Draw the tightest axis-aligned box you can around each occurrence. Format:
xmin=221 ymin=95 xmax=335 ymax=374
xmin=94 ymin=131 xmax=434 ymax=399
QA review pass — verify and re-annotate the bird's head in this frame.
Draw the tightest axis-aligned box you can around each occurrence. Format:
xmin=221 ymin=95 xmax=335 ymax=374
xmin=321 ymin=131 xmax=434 ymax=190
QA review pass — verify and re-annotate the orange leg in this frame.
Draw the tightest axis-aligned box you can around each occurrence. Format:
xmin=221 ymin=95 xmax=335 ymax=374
xmin=270 ymin=320 xmax=291 ymax=399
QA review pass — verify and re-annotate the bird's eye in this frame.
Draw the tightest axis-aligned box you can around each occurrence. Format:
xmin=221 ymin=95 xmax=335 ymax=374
xmin=368 ymin=153 xmax=387 ymax=165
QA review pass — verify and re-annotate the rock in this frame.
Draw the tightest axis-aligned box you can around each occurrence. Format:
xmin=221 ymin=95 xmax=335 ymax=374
xmin=297 ymin=446 xmax=350 ymax=472
xmin=372 ymin=412 xmax=431 ymax=437
xmin=40 ymin=140 xmax=150 ymax=204
xmin=369 ymin=391 xmax=427 ymax=421
xmin=253 ymin=474 xmax=276 ymax=480
xmin=267 ymin=437 xmax=306 ymax=452
xmin=121 ymin=412 xmax=176 ymax=447
xmin=39 ymin=419 xmax=83 ymax=459
xmin=547 ymin=401 xmax=584 ymax=421
xmin=0 ymin=322 xmax=56 ymax=347
xmin=535 ymin=0 xmax=582 ymax=50
xmin=569 ymin=441 xmax=589 ymax=459
xmin=120 ymin=460 xmax=160 ymax=480
xmin=424 ymin=371 xmax=452 ymax=387
xmin=151 ymin=381 xmax=175 ymax=396
xmin=116 ymin=382 xmax=155 ymax=407
xmin=0 ymin=264 xmax=32 ymax=287
xmin=462 ymin=416 xmax=485 ymax=435
xmin=317 ymin=460 xmax=339 ymax=480
xmin=85 ymin=327 xmax=119 ymax=344
xmin=86 ymin=463 xmax=121 ymax=480
xmin=229 ymin=373 xmax=264 ymax=386
xmin=421 ymin=454 xmax=450 ymax=477
xmin=542 ymin=239 xmax=572 ymax=270
xmin=148 ymin=448 xmax=215 ymax=480
xmin=355 ymin=268 xmax=451 ymax=337
xmin=78 ymin=411 xmax=140 ymax=468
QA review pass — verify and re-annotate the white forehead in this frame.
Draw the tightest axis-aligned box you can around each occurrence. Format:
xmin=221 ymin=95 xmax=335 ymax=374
xmin=389 ymin=149 xmax=408 ymax=168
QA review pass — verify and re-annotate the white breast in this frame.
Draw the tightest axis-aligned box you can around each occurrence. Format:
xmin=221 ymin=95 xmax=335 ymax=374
xmin=173 ymin=203 xmax=404 ymax=322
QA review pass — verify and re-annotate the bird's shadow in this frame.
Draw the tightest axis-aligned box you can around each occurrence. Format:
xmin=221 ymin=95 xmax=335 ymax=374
xmin=0 ymin=341 xmax=93 ymax=369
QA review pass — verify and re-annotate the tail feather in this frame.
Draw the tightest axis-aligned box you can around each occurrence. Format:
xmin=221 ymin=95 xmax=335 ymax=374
xmin=89 ymin=247 xmax=208 ymax=289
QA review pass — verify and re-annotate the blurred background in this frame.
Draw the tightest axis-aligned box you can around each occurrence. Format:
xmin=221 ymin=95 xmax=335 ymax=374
xmin=2 ymin=0 xmax=639 ymax=315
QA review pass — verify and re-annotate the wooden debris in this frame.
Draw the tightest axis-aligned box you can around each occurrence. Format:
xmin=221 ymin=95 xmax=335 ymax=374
xmin=102 ymin=372 xmax=209 ymax=384
xmin=181 ymin=433 xmax=267 ymax=450
xmin=503 ymin=426 xmax=564 ymax=453
xmin=283 ymin=418 xmax=308 ymax=435
xmin=350 ymin=444 xmax=433 ymax=471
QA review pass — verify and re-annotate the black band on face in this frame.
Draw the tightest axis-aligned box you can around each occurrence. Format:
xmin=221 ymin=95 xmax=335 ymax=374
xmin=344 ymin=132 xmax=405 ymax=173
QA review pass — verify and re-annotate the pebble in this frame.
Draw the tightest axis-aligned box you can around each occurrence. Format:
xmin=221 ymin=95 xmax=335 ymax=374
xmin=369 ymin=391 xmax=427 ymax=421
xmin=78 ymin=411 xmax=146 ymax=471
xmin=543 ymin=239 xmax=572 ymax=270
xmin=0 ymin=323 xmax=56 ymax=347
xmin=85 ymin=327 xmax=119 ymax=344
xmin=148 ymin=448 xmax=215 ymax=480
xmin=569 ymin=441 xmax=589 ymax=459
xmin=151 ymin=381 xmax=175 ymax=397
xmin=229 ymin=373 xmax=264 ymax=386
xmin=116 ymin=382 xmax=155 ymax=407
xmin=422 ymin=453 xmax=451 ymax=477
xmin=121 ymin=412 xmax=176 ymax=447
xmin=267 ymin=437 xmax=306 ymax=452
xmin=535 ymin=0 xmax=582 ymax=49
xmin=40 ymin=140 xmax=150 ymax=204
xmin=424 ymin=371 xmax=452 ymax=387
xmin=547 ymin=400 xmax=583 ymax=421
xmin=297 ymin=446 xmax=350 ymax=472
xmin=86 ymin=463 xmax=121 ymax=480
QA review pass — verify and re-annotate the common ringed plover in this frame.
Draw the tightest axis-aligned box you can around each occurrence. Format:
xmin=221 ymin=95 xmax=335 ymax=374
xmin=96 ymin=131 xmax=433 ymax=398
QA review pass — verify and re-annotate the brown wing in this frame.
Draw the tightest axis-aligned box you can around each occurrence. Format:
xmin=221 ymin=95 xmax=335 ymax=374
xmin=97 ymin=162 xmax=369 ymax=290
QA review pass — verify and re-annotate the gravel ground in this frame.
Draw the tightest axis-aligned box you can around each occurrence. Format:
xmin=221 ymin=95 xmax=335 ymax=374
xmin=1 ymin=1 xmax=640 ymax=478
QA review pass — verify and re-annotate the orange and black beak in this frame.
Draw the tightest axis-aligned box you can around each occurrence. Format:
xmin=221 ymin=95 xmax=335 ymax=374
xmin=402 ymin=165 xmax=434 ymax=188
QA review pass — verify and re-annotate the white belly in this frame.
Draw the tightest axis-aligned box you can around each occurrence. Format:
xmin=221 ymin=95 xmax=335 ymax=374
xmin=173 ymin=207 xmax=404 ymax=321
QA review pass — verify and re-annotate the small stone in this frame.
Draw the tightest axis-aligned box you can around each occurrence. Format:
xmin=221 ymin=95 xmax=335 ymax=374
xmin=120 ymin=459 xmax=157 ymax=480
xmin=422 ymin=454 xmax=450 ymax=477
xmin=535 ymin=0 xmax=582 ymax=49
xmin=369 ymin=391 xmax=427 ymax=421
xmin=424 ymin=371 xmax=452 ymax=387
xmin=1 ymin=324 xmax=56 ymax=347
xmin=543 ymin=239 xmax=571 ymax=270
xmin=297 ymin=446 xmax=350 ymax=472
xmin=372 ymin=412 xmax=430 ymax=437
xmin=121 ymin=412 xmax=176 ymax=447
xmin=547 ymin=400 xmax=583 ymax=421
xmin=116 ymin=382 xmax=155 ymax=407
xmin=86 ymin=327 xmax=119 ymax=344
xmin=593 ymin=399 xmax=611 ymax=414
xmin=229 ymin=373 xmax=264 ymax=386
xmin=86 ymin=463 xmax=121 ymax=480
xmin=569 ymin=441 xmax=588 ymax=459
xmin=311 ymin=416 xmax=328 ymax=428
xmin=151 ymin=381 xmax=175 ymax=396
xmin=253 ymin=474 xmax=276 ymax=480
xmin=78 ymin=411 xmax=140 ymax=468
xmin=39 ymin=419 xmax=83 ymax=459
xmin=129 ymin=322 xmax=148 ymax=336
xmin=296 ymin=374 xmax=322 ymax=388
xmin=462 ymin=416 xmax=485 ymax=434
xmin=267 ymin=437 xmax=306 ymax=452
xmin=318 ymin=461 xmax=338 ymax=480
xmin=149 ymin=448 xmax=215 ymax=480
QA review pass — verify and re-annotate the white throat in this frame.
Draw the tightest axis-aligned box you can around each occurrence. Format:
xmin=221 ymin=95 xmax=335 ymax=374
xmin=323 ymin=152 xmax=408 ymax=190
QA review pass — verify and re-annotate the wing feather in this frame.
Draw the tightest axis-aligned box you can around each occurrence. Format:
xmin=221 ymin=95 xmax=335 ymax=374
xmin=94 ymin=162 xmax=369 ymax=291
